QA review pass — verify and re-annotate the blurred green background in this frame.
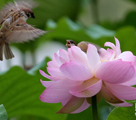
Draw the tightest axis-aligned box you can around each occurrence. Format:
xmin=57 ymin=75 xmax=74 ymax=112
xmin=0 ymin=0 xmax=136 ymax=120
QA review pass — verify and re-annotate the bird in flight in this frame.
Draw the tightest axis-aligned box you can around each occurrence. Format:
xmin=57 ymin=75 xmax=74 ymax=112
xmin=0 ymin=0 xmax=46 ymax=61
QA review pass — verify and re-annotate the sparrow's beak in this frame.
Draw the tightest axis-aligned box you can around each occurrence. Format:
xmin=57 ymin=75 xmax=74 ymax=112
xmin=66 ymin=40 xmax=71 ymax=44
xmin=66 ymin=40 xmax=71 ymax=48
xmin=32 ymin=15 xmax=35 ymax=19
xmin=31 ymin=14 xmax=35 ymax=19
xmin=66 ymin=40 xmax=77 ymax=48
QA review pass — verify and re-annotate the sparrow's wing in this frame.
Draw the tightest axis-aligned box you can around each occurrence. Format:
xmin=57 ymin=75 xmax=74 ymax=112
xmin=15 ymin=0 xmax=37 ymax=10
xmin=5 ymin=20 xmax=46 ymax=43
xmin=0 ymin=2 xmax=16 ymax=24
xmin=0 ymin=0 xmax=37 ymax=24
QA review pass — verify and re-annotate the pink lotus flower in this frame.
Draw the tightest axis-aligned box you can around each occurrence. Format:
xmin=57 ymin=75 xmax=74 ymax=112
xmin=40 ymin=37 xmax=136 ymax=114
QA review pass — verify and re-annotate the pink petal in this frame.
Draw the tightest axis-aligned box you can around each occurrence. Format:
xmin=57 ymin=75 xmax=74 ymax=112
xmin=39 ymin=69 xmax=58 ymax=81
xmin=118 ymin=51 xmax=134 ymax=61
xmin=95 ymin=60 xmax=135 ymax=84
xmin=60 ymin=61 xmax=93 ymax=81
xmin=107 ymin=101 xmax=132 ymax=107
xmin=68 ymin=46 xmax=89 ymax=65
xmin=59 ymin=57 xmax=67 ymax=64
xmin=98 ymin=48 xmax=107 ymax=60
xmin=39 ymin=69 xmax=51 ymax=78
xmin=68 ymin=49 xmax=74 ymax=61
xmin=107 ymin=83 xmax=136 ymax=100
xmin=99 ymin=48 xmax=113 ymax=61
xmin=40 ymin=80 xmax=76 ymax=103
xmin=59 ymin=49 xmax=69 ymax=61
xmin=104 ymin=42 xmax=116 ymax=52
xmin=53 ymin=49 xmax=69 ymax=65
xmin=70 ymin=79 xmax=102 ymax=97
xmin=40 ymin=79 xmax=54 ymax=87
xmin=57 ymin=96 xmax=84 ymax=114
xmin=61 ymin=98 xmax=70 ymax=106
xmin=104 ymin=38 xmax=121 ymax=59
xmin=54 ymin=53 xmax=62 ymax=66
xmin=71 ymin=99 xmax=90 ymax=113
xmin=87 ymin=44 xmax=101 ymax=72
xmin=114 ymin=37 xmax=121 ymax=56
xmin=118 ymin=52 xmax=136 ymax=67
xmin=47 ymin=60 xmax=59 ymax=68
xmin=106 ymin=48 xmax=114 ymax=60
xmin=47 ymin=67 xmax=66 ymax=78
xmin=101 ymin=84 xmax=124 ymax=104
xmin=122 ymin=73 xmax=136 ymax=86
xmin=101 ymin=84 xmax=132 ymax=107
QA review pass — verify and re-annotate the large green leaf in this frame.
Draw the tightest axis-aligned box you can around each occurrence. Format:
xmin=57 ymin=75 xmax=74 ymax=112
xmin=127 ymin=0 xmax=136 ymax=3
xmin=28 ymin=57 xmax=51 ymax=75
xmin=15 ymin=116 xmax=46 ymax=120
xmin=0 ymin=58 xmax=67 ymax=120
xmin=45 ymin=18 xmax=93 ymax=44
xmin=100 ymin=10 xmax=136 ymax=30
xmin=0 ymin=104 xmax=7 ymax=120
xmin=0 ymin=2 xmax=5 ymax=9
xmin=45 ymin=17 xmax=115 ymax=45
xmin=107 ymin=105 xmax=136 ymax=120
xmin=87 ymin=24 xmax=115 ymax=39
xmin=28 ymin=0 xmax=81 ymax=29
xmin=122 ymin=11 xmax=136 ymax=28
xmin=115 ymin=26 xmax=136 ymax=55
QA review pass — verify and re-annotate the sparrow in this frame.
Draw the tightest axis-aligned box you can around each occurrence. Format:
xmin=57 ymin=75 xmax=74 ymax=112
xmin=0 ymin=0 xmax=36 ymax=25
xmin=66 ymin=40 xmax=100 ymax=52
xmin=66 ymin=40 xmax=77 ymax=48
xmin=0 ymin=0 xmax=46 ymax=61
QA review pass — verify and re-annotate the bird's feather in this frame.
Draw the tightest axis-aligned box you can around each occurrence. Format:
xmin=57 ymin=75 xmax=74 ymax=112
xmin=0 ymin=0 xmax=37 ymax=24
xmin=5 ymin=19 xmax=46 ymax=43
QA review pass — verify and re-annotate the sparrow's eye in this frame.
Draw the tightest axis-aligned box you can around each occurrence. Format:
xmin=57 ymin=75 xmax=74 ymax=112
xmin=70 ymin=40 xmax=74 ymax=43
xmin=26 ymin=13 xmax=30 ymax=17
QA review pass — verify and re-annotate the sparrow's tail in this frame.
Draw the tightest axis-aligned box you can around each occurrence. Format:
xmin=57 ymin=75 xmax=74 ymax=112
xmin=4 ymin=42 xmax=14 ymax=60
xmin=0 ymin=43 xmax=4 ymax=61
